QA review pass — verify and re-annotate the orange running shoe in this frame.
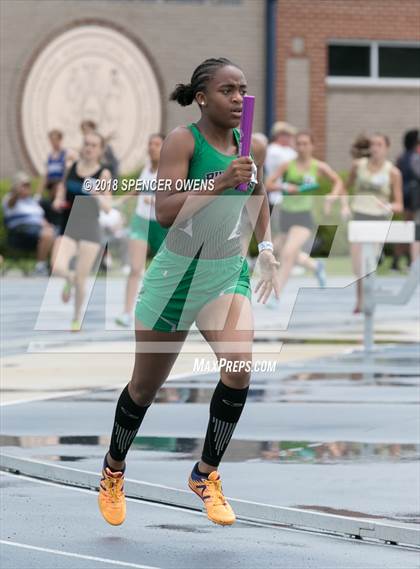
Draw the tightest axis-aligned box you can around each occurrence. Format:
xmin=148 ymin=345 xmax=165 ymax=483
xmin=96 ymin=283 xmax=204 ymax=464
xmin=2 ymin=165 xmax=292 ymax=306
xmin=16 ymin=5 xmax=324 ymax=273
xmin=98 ymin=466 xmax=126 ymax=526
xmin=188 ymin=464 xmax=236 ymax=526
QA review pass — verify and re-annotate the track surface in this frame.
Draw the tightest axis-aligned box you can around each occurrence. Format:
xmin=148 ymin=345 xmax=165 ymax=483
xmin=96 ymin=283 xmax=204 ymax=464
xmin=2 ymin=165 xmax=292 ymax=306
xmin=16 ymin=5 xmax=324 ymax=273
xmin=1 ymin=472 xmax=419 ymax=569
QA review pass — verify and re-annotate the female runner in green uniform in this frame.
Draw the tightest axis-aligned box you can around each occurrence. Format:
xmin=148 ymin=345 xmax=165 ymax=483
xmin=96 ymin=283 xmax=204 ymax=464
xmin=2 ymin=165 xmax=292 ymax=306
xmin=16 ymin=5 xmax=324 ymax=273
xmin=98 ymin=58 xmax=279 ymax=527
xmin=266 ymin=131 xmax=343 ymax=297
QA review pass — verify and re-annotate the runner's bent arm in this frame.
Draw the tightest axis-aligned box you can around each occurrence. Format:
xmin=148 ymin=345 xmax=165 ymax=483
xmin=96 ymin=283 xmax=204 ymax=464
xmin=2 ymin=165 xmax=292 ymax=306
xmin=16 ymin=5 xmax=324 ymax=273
xmin=389 ymin=166 xmax=403 ymax=213
xmin=318 ymin=161 xmax=343 ymax=196
xmin=265 ymin=162 xmax=289 ymax=193
xmin=344 ymin=160 xmax=358 ymax=195
xmin=248 ymin=140 xmax=280 ymax=302
xmin=155 ymin=127 xmax=253 ymax=227
xmin=96 ymin=168 xmax=113 ymax=213
xmin=246 ymin=141 xmax=272 ymax=245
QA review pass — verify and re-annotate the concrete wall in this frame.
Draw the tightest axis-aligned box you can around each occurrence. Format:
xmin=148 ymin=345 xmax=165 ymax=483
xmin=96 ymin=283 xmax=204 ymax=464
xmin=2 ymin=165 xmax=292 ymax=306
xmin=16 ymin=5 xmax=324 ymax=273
xmin=285 ymin=58 xmax=310 ymax=130
xmin=327 ymin=86 xmax=420 ymax=170
xmin=0 ymin=0 xmax=264 ymax=177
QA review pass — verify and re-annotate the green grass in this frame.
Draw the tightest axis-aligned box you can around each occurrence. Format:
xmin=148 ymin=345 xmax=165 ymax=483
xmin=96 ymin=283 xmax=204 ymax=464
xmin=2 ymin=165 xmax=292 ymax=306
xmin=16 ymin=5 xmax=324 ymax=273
xmin=325 ymin=254 xmax=410 ymax=277
xmin=324 ymin=256 xmax=353 ymax=276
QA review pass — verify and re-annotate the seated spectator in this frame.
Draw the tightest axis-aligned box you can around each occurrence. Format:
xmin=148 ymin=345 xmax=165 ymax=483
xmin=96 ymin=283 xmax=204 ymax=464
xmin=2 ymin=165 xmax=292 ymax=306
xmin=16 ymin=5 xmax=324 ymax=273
xmin=2 ymin=172 xmax=55 ymax=275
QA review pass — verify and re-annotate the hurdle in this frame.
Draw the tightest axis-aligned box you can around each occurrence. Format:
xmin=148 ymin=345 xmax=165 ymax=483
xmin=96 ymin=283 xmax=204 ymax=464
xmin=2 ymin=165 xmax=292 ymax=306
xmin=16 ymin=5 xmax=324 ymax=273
xmin=1 ymin=454 xmax=419 ymax=548
xmin=348 ymin=220 xmax=419 ymax=353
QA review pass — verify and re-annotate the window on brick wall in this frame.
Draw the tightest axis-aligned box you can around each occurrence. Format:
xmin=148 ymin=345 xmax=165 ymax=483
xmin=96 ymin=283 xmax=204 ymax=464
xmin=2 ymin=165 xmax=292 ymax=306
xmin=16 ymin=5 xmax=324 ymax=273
xmin=379 ymin=46 xmax=420 ymax=79
xmin=328 ymin=41 xmax=420 ymax=83
xmin=328 ymin=45 xmax=370 ymax=77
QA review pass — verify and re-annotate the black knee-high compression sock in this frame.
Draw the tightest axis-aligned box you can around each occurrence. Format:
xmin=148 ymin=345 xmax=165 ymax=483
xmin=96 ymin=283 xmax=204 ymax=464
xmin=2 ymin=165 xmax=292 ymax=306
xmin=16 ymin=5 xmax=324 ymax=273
xmin=201 ymin=379 xmax=249 ymax=468
xmin=108 ymin=385 xmax=150 ymax=463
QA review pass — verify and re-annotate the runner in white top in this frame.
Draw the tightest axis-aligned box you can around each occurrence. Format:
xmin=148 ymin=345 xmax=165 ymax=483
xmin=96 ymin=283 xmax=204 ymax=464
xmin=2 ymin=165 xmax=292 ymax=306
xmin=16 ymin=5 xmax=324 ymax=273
xmin=265 ymin=121 xmax=297 ymax=207
xmin=134 ymin=163 xmax=158 ymax=220
xmin=115 ymin=133 xmax=167 ymax=327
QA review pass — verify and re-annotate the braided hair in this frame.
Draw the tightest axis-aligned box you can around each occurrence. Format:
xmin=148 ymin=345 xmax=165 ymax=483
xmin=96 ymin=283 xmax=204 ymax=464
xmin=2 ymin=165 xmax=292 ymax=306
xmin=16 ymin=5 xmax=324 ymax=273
xmin=170 ymin=57 xmax=240 ymax=107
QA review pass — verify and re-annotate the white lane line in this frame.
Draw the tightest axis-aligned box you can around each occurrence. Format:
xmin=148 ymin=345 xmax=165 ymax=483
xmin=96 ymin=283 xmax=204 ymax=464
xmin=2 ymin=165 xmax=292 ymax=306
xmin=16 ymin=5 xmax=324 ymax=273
xmin=0 ymin=540 xmax=161 ymax=569
xmin=0 ymin=390 xmax=89 ymax=407
xmin=0 ymin=371 xmax=207 ymax=407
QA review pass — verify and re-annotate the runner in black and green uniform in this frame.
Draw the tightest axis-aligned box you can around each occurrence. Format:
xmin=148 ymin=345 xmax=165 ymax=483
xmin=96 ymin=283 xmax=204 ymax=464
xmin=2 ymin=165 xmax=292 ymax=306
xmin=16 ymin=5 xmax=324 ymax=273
xmin=266 ymin=130 xmax=343 ymax=299
xmin=98 ymin=58 xmax=279 ymax=528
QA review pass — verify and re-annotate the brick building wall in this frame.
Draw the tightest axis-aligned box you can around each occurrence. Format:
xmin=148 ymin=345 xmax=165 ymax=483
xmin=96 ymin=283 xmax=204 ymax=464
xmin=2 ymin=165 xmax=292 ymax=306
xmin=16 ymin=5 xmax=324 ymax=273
xmin=276 ymin=0 xmax=420 ymax=168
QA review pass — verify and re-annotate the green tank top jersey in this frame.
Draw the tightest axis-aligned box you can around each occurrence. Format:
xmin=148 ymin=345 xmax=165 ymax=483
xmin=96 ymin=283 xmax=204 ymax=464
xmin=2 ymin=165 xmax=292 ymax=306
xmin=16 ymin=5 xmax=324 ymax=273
xmin=165 ymin=123 xmax=255 ymax=259
xmin=282 ymin=159 xmax=318 ymax=213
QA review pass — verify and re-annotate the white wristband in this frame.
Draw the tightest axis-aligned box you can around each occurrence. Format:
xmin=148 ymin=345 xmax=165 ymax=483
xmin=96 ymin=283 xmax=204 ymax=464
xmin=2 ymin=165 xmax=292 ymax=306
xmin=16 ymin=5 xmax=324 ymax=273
xmin=258 ymin=241 xmax=274 ymax=253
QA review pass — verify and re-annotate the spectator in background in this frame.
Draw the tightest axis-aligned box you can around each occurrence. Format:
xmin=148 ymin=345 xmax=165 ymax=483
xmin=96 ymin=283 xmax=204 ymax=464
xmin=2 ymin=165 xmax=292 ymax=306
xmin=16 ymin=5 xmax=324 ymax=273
xmin=81 ymin=120 xmax=119 ymax=179
xmin=398 ymin=129 xmax=419 ymax=212
xmin=47 ymin=130 xmax=75 ymax=187
xmin=408 ymin=140 xmax=420 ymax=261
xmin=394 ymin=129 xmax=420 ymax=268
xmin=2 ymin=172 xmax=55 ymax=275
xmin=35 ymin=129 xmax=77 ymax=234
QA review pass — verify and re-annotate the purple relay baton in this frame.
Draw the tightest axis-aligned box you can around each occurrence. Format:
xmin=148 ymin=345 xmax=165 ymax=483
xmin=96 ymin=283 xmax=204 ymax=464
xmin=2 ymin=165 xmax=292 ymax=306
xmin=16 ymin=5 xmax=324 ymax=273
xmin=237 ymin=95 xmax=255 ymax=191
